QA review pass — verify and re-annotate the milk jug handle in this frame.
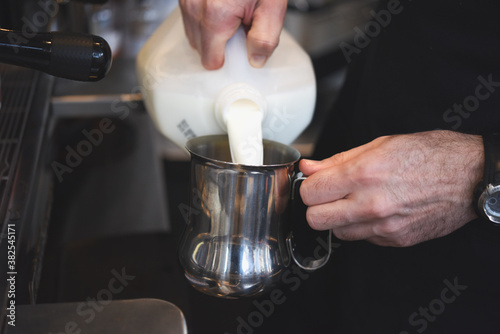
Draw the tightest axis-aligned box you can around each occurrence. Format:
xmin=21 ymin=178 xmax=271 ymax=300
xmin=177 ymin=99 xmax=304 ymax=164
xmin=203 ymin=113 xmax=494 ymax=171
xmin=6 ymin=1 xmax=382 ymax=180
xmin=286 ymin=172 xmax=332 ymax=271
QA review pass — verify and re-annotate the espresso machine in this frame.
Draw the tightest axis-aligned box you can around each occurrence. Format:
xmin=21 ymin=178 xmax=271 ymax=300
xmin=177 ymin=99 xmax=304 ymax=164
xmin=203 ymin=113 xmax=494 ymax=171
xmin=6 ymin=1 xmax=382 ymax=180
xmin=0 ymin=1 xmax=186 ymax=333
xmin=0 ymin=1 xmax=376 ymax=333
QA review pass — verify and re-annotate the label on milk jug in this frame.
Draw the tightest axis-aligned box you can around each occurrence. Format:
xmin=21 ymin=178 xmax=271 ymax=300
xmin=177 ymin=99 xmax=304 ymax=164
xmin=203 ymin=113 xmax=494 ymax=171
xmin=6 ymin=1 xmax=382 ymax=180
xmin=177 ymin=119 xmax=197 ymax=139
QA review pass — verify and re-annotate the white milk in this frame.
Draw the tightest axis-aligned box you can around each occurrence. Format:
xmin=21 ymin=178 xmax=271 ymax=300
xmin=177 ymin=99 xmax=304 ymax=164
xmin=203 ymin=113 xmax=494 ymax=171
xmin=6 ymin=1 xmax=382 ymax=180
xmin=225 ymin=99 xmax=263 ymax=165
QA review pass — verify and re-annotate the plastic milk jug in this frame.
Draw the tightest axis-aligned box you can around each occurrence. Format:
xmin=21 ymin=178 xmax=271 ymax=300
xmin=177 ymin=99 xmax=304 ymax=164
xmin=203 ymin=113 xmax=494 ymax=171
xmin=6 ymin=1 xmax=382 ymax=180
xmin=136 ymin=6 xmax=316 ymax=164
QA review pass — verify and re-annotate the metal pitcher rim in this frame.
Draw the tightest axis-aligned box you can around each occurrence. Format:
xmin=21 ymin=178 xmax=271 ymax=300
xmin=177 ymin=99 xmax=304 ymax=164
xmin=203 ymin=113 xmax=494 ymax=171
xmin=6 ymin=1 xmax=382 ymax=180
xmin=185 ymin=134 xmax=301 ymax=169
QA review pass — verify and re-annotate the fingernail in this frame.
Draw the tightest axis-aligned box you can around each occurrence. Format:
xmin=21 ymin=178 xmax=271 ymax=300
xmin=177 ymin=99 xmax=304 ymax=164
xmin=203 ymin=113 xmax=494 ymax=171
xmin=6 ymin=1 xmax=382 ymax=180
xmin=250 ymin=54 xmax=267 ymax=68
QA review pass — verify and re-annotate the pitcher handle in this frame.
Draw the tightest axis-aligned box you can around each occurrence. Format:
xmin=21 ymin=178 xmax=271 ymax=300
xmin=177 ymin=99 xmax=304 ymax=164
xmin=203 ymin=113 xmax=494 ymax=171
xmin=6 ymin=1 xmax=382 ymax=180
xmin=286 ymin=173 xmax=332 ymax=271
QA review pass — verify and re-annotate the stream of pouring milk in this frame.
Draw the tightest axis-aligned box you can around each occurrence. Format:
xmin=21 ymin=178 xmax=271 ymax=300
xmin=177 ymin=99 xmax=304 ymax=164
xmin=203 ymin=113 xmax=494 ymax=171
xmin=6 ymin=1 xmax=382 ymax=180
xmin=225 ymin=99 xmax=264 ymax=165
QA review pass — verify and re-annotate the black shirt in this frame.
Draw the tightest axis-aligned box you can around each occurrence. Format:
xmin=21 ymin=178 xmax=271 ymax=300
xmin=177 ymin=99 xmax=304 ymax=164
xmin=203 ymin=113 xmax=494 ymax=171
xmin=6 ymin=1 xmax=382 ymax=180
xmin=308 ymin=0 xmax=500 ymax=333
xmin=315 ymin=0 xmax=500 ymax=155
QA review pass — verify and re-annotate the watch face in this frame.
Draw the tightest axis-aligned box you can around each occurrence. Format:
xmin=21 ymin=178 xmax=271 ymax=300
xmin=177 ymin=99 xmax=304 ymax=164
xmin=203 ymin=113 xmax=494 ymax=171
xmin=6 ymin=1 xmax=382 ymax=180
xmin=481 ymin=184 xmax=500 ymax=224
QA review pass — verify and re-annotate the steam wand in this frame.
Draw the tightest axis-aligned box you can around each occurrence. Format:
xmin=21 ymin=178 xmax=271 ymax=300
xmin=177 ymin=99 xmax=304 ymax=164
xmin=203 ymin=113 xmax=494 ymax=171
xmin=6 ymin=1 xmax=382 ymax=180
xmin=0 ymin=29 xmax=112 ymax=82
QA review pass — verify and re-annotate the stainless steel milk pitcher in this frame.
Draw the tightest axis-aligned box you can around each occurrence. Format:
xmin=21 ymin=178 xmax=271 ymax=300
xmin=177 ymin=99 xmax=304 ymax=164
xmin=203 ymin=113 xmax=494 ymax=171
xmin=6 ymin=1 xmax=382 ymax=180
xmin=178 ymin=135 xmax=331 ymax=298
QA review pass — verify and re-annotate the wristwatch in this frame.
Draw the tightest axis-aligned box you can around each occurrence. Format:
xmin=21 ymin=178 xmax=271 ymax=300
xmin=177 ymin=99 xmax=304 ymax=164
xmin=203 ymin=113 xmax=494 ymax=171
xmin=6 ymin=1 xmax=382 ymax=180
xmin=475 ymin=133 xmax=500 ymax=224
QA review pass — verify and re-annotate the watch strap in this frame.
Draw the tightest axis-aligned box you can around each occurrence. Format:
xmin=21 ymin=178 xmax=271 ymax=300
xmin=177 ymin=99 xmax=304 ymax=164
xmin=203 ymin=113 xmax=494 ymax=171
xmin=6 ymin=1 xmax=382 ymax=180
xmin=482 ymin=133 xmax=500 ymax=185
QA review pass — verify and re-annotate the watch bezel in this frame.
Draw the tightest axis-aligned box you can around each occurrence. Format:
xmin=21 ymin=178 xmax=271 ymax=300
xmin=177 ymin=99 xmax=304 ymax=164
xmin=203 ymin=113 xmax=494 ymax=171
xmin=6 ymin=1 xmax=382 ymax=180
xmin=478 ymin=183 xmax=500 ymax=224
xmin=475 ymin=133 xmax=500 ymax=224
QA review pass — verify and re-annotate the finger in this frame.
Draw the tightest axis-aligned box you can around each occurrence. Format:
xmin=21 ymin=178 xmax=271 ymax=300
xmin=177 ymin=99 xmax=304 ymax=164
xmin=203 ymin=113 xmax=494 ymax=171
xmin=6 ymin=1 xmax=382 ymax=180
xmin=178 ymin=1 xmax=242 ymax=70
xmin=199 ymin=4 xmax=243 ymax=69
xmin=305 ymin=199 xmax=356 ymax=230
xmin=300 ymin=165 xmax=351 ymax=206
xmin=332 ymin=221 xmax=412 ymax=247
xmin=305 ymin=194 xmax=392 ymax=230
xmin=245 ymin=0 xmax=287 ymax=68
xmin=200 ymin=29 xmax=236 ymax=69
xmin=299 ymin=159 xmax=322 ymax=176
xmin=331 ymin=223 xmax=374 ymax=242
xmin=179 ymin=0 xmax=202 ymax=50
xmin=365 ymin=235 xmax=408 ymax=247
xmin=309 ymin=209 xmax=402 ymax=245
xmin=299 ymin=144 xmax=382 ymax=206
xmin=299 ymin=143 xmax=374 ymax=176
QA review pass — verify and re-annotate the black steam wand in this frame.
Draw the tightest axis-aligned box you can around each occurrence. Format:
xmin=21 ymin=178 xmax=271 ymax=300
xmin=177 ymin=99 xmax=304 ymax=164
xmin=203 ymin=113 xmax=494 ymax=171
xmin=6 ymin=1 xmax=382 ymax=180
xmin=0 ymin=29 xmax=112 ymax=82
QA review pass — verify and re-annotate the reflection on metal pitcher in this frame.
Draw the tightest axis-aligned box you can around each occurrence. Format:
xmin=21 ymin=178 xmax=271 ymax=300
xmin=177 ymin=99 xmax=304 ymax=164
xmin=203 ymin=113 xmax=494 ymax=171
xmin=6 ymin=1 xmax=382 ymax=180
xmin=178 ymin=135 xmax=331 ymax=298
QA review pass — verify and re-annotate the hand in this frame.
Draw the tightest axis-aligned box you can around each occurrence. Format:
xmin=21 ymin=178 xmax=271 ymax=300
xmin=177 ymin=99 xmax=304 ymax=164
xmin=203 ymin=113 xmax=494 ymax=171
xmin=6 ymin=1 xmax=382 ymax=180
xmin=299 ymin=130 xmax=484 ymax=247
xmin=179 ymin=0 xmax=287 ymax=70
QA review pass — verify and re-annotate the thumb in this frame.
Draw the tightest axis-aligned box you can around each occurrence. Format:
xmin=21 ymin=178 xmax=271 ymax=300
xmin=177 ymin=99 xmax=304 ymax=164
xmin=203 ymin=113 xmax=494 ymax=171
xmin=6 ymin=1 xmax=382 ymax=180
xmin=299 ymin=159 xmax=323 ymax=176
xmin=299 ymin=150 xmax=356 ymax=175
xmin=300 ymin=141 xmax=376 ymax=175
